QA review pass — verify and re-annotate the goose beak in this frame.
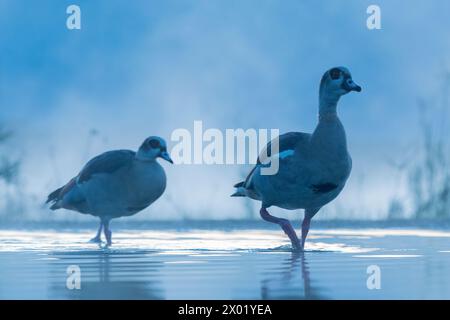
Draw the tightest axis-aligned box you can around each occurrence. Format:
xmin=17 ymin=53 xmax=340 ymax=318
xmin=344 ymin=78 xmax=362 ymax=92
xmin=160 ymin=151 xmax=173 ymax=164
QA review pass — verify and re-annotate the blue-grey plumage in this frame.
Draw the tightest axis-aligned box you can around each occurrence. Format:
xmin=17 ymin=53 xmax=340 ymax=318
xmin=46 ymin=136 xmax=173 ymax=246
xmin=232 ymin=67 xmax=361 ymax=250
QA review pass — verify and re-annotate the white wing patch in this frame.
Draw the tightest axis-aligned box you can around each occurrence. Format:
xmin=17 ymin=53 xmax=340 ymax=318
xmin=276 ymin=149 xmax=295 ymax=159
xmin=259 ymin=149 xmax=295 ymax=168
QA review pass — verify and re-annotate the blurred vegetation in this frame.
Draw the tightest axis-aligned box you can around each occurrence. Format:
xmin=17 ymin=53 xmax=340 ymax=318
xmin=0 ymin=126 xmax=22 ymax=221
xmin=0 ymin=127 xmax=19 ymax=184
xmin=392 ymin=74 xmax=450 ymax=219
xmin=410 ymin=109 xmax=450 ymax=218
xmin=0 ymin=127 xmax=20 ymax=184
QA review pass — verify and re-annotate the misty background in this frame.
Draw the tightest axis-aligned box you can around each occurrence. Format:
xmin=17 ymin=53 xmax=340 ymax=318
xmin=1 ymin=0 xmax=449 ymax=223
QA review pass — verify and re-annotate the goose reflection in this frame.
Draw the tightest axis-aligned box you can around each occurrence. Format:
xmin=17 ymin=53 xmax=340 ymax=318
xmin=261 ymin=251 xmax=326 ymax=299
xmin=48 ymin=249 xmax=164 ymax=299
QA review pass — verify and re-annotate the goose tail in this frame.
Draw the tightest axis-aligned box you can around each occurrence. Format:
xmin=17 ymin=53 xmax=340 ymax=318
xmin=231 ymin=181 xmax=247 ymax=197
xmin=46 ymin=186 xmax=64 ymax=210
xmin=46 ymin=178 xmax=77 ymax=211
xmin=231 ymin=187 xmax=247 ymax=197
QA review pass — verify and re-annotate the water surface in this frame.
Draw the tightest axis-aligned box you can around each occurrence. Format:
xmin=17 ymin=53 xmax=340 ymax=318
xmin=1 ymin=225 xmax=450 ymax=299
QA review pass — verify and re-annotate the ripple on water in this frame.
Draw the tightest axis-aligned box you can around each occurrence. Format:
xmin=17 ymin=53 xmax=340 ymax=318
xmin=1 ymin=228 xmax=450 ymax=299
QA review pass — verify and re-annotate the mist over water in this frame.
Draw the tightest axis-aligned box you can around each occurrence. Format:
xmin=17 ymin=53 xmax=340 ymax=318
xmin=1 ymin=1 xmax=450 ymax=222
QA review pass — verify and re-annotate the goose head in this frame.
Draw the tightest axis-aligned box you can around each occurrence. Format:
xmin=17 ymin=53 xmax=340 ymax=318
xmin=137 ymin=136 xmax=173 ymax=163
xmin=319 ymin=67 xmax=361 ymax=103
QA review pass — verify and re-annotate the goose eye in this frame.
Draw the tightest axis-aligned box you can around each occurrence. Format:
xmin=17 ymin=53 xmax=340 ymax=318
xmin=329 ymin=68 xmax=341 ymax=80
xmin=149 ymin=139 xmax=160 ymax=148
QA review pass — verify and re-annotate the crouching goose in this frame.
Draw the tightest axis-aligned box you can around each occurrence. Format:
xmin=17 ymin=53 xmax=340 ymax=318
xmin=232 ymin=67 xmax=361 ymax=250
xmin=46 ymin=136 xmax=173 ymax=246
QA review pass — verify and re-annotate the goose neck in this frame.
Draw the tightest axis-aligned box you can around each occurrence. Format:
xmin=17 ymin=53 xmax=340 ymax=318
xmin=318 ymin=96 xmax=340 ymax=122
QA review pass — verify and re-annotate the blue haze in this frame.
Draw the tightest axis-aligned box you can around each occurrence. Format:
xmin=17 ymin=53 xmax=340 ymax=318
xmin=1 ymin=0 xmax=450 ymax=221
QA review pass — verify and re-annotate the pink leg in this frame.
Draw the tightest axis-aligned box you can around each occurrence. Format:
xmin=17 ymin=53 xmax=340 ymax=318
xmin=103 ymin=219 xmax=112 ymax=246
xmin=260 ymin=208 xmax=301 ymax=250
xmin=89 ymin=222 xmax=103 ymax=243
xmin=301 ymin=208 xmax=320 ymax=249
xmin=301 ymin=217 xmax=311 ymax=249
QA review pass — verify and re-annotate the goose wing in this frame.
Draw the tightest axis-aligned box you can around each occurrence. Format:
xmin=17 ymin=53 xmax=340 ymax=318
xmin=47 ymin=150 xmax=136 ymax=211
xmin=236 ymin=132 xmax=310 ymax=189
xmin=77 ymin=150 xmax=135 ymax=184
xmin=257 ymin=132 xmax=310 ymax=164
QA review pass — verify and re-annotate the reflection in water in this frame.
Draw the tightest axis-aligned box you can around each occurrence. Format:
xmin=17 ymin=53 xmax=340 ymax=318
xmin=48 ymin=250 xmax=164 ymax=299
xmin=261 ymin=252 xmax=326 ymax=299
xmin=2 ymin=228 xmax=450 ymax=299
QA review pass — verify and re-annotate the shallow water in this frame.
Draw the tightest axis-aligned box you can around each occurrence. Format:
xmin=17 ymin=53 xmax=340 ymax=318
xmin=1 ymin=226 xmax=450 ymax=299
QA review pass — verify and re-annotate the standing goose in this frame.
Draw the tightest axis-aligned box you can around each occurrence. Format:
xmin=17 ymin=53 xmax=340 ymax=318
xmin=232 ymin=67 xmax=361 ymax=250
xmin=46 ymin=136 xmax=173 ymax=246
